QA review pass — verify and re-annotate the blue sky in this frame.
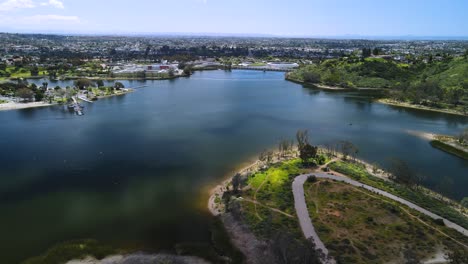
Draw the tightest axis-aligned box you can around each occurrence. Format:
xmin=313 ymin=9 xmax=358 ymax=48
xmin=0 ymin=0 xmax=467 ymax=36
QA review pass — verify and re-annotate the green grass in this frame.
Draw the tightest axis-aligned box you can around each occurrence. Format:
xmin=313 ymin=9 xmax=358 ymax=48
xmin=329 ymin=160 xmax=468 ymax=229
xmin=430 ymin=140 xmax=468 ymax=160
xmin=249 ymin=62 xmax=267 ymax=67
xmin=240 ymin=159 xmax=308 ymax=238
xmin=287 ymin=57 xmax=468 ymax=109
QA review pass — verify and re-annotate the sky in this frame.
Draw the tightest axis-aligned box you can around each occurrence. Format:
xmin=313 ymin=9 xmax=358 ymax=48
xmin=0 ymin=0 xmax=467 ymax=37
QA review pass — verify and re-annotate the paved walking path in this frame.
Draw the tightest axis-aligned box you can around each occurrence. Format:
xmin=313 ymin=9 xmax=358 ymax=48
xmin=292 ymin=174 xmax=336 ymax=264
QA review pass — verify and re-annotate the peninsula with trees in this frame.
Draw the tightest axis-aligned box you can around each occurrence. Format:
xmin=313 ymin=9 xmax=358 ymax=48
xmin=287 ymin=50 xmax=468 ymax=116
xmin=209 ymin=130 xmax=468 ymax=264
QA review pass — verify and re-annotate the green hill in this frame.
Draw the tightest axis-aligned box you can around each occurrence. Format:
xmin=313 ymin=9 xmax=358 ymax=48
xmin=288 ymin=56 xmax=468 ymax=113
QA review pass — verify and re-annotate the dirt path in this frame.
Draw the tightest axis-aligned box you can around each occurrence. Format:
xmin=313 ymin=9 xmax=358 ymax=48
xmin=350 ymin=185 xmax=467 ymax=248
xmin=252 ymin=173 xmax=270 ymax=220
xmin=312 ymin=172 xmax=468 ymax=237
xmin=242 ymin=198 xmax=294 ymax=218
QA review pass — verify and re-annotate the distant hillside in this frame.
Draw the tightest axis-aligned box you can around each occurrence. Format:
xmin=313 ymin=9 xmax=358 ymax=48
xmin=288 ymin=56 xmax=468 ymax=112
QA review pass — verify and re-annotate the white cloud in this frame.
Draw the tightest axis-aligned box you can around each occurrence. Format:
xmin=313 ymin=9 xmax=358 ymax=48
xmin=22 ymin=14 xmax=78 ymax=23
xmin=0 ymin=0 xmax=35 ymax=11
xmin=0 ymin=14 xmax=79 ymax=25
xmin=40 ymin=0 xmax=63 ymax=9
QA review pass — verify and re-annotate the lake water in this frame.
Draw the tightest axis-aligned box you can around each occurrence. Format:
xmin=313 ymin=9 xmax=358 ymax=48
xmin=1 ymin=70 xmax=467 ymax=262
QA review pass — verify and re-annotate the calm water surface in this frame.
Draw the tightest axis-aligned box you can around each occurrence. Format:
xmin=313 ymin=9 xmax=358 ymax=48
xmin=1 ymin=70 xmax=467 ymax=262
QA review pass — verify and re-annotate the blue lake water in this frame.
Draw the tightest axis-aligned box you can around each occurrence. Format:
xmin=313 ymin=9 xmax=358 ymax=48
xmin=0 ymin=70 xmax=467 ymax=262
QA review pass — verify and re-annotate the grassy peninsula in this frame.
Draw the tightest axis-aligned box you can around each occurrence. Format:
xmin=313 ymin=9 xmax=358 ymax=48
xmin=210 ymin=132 xmax=468 ymax=263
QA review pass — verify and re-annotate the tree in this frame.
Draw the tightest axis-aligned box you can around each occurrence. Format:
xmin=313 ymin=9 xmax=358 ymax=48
xmin=75 ymin=78 xmax=94 ymax=90
xmin=259 ymin=150 xmax=274 ymax=164
xmin=183 ymin=65 xmax=193 ymax=75
xmin=279 ymin=139 xmax=294 ymax=157
xmin=96 ymin=80 xmax=104 ymax=87
xmin=42 ymin=82 xmax=48 ymax=90
xmin=232 ymin=173 xmax=242 ymax=192
xmin=302 ymin=71 xmax=321 ymax=83
xmin=168 ymin=68 xmax=175 ymax=77
xmin=299 ymin=144 xmax=318 ymax=164
xmin=458 ymin=128 xmax=468 ymax=145
xmin=30 ymin=66 xmax=39 ymax=76
xmin=54 ymin=86 xmax=61 ymax=91
xmin=372 ymin=47 xmax=380 ymax=56
xmin=362 ymin=48 xmax=372 ymax=58
xmin=388 ymin=158 xmax=421 ymax=188
xmin=296 ymin=129 xmax=310 ymax=149
xmin=114 ymin=82 xmax=125 ymax=90
xmin=340 ymin=141 xmax=358 ymax=161
xmin=17 ymin=88 xmax=34 ymax=102
xmin=445 ymin=87 xmax=465 ymax=105
xmin=34 ymin=90 xmax=44 ymax=102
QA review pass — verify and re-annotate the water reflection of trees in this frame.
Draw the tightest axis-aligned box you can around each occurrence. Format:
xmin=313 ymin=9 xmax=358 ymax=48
xmin=386 ymin=105 xmax=468 ymax=127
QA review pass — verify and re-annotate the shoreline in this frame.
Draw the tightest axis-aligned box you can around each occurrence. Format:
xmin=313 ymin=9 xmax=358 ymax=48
xmin=378 ymin=98 xmax=468 ymax=117
xmin=6 ymin=74 xmax=189 ymax=82
xmin=285 ymin=75 xmax=385 ymax=91
xmin=207 ymin=152 xmax=468 ymax=263
xmin=406 ymin=129 xmax=468 ymax=160
xmin=285 ymin=75 xmax=467 ymax=117
xmin=207 ymin=149 xmax=388 ymax=217
xmin=0 ymin=89 xmax=135 ymax=112
xmin=208 ymin=148 xmax=467 ymax=218
xmin=0 ymin=101 xmax=55 ymax=111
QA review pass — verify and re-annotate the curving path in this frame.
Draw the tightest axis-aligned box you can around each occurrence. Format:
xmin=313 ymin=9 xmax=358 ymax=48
xmin=293 ymin=172 xmax=468 ymax=263
xmin=292 ymin=174 xmax=336 ymax=264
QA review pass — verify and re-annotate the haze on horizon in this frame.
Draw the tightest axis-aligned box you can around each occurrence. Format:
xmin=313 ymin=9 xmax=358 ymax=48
xmin=0 ymin=0 xmax=467 ymax=38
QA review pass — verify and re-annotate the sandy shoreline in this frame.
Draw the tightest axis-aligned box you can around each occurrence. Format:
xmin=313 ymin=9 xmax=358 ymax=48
xmin=0 ymin=101 xmax=55 ymax=111
xmin=207 ymin=147 xmax=466 ymax=217
xmin=208 ymin=159 xmax=261 ymax=216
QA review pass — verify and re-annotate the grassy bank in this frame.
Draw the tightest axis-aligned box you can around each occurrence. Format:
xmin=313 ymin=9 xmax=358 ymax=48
xmin=430 ymin=140 xmax=468 ymax=160
xmin=242 ymin=159 xmax=304 ymax=236
xmin=287 ymin=56 xmax=468 ymax=116
xmin=379 ymin=99 xmax=468 ymax=116
xmin=329 ymin=160 xmax=468 ymax=229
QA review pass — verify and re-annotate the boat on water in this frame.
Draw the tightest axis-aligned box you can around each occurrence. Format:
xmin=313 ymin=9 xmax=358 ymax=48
xmin=67 ymin=103 xmax=84 ymax=115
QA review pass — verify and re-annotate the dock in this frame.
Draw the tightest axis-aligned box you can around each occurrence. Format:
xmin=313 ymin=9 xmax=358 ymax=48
xmin=77 ymin=96 xmax=93 ymax=103
xmin=71 ymin=97 xmax=84 ymax=115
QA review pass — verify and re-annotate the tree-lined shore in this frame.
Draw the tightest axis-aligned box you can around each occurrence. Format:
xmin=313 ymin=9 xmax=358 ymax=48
xmin=287 ymin=54 xmax=468 ymax=116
